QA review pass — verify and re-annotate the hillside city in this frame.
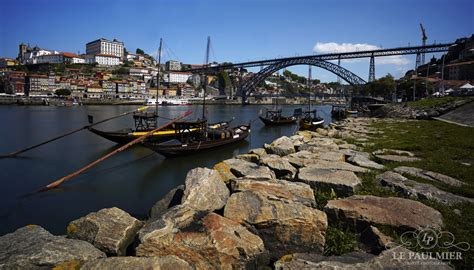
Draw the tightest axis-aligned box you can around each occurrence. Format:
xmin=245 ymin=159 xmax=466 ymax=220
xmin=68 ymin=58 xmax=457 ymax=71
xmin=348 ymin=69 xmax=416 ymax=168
xmin=0 ymin=35 xmax=473 ymax=104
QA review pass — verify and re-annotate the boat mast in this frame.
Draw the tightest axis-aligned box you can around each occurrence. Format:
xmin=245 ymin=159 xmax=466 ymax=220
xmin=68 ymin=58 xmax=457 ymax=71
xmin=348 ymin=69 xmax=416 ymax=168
xmin=308 ymin=65 xmax=312 ymax=113
xmin=202 ymin=36 xmax=210 ymax=120
xmin=156 ymin=38 xmax=163 ymax=118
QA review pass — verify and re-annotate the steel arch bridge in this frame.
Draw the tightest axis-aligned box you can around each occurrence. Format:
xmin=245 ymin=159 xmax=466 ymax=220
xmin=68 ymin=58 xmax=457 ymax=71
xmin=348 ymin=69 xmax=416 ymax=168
xmin=239 ymin=58 xmax=367 ymax=101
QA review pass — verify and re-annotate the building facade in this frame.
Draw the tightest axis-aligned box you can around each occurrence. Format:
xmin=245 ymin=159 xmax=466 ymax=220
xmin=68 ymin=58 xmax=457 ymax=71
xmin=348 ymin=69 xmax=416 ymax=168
xmin=166 ymin=72 xmax=192 ymax=84
xmin=166 ymin=60 xmax=181 ymax=71
xmin=85 ymin=54 xmax=121 ymax=66
xmin=86 ymin=38 xmax=124 ymax=59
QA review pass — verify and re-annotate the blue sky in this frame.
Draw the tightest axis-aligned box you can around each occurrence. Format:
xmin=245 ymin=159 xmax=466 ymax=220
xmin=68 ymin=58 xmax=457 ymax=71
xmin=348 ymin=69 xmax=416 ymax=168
xmin=1 ymin=0 xmax=472 ymax=82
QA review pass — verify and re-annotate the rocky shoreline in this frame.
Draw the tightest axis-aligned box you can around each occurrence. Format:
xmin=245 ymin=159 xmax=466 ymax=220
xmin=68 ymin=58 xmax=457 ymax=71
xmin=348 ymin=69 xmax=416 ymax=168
xmin=1 ymin=117 xmax=470 ymax=269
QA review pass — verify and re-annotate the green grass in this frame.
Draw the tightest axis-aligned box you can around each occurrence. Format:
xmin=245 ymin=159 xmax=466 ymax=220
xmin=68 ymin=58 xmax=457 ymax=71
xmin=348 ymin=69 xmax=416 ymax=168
xmin=359 ymin=119 xmax=474 ymax=268
xmin=405 ymin=96 xmax=474 ymax=108
xmin=324 ymin=225 xmax=358 ymax=256
xmin=365 ymin=120 xmax=474 ymax=187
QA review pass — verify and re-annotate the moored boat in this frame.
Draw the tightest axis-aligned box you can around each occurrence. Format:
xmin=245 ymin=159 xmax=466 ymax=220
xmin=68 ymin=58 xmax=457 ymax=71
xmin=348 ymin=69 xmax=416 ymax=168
xmin=259 ymin=109 xmax=298 ymax=126
xmin=299 ymin=110 xmax=324 ymax=130
xmin=142 ymin=120 xmax=250 ymax=157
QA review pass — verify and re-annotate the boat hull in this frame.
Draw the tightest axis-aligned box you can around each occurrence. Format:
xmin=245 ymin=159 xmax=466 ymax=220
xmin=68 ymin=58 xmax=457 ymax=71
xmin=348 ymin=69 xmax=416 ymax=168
xmin=88 ymin=121 xmax=230 ymax=145
xmin=142 ymin=125 xmax=250 ymax=157
xmin=299 ymin=118 xmax=324 ymax=130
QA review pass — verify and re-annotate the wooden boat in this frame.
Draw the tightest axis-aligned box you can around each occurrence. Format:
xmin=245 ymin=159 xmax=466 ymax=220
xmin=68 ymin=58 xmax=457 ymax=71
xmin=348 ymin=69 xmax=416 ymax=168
xmin=259 ymin=109 xmax=298 ymax=126
xmin=331 ymin=104 xmax=347 ymax=119
xmin=299 ymin=110 xmax=324 ymax=130
xmin=142 ymin=120 xmax=250 ymax=157
xmin=88 ymin=112 xmax=231 ymax=145
xmin=299 ymin=66 xmax=324 ymax=130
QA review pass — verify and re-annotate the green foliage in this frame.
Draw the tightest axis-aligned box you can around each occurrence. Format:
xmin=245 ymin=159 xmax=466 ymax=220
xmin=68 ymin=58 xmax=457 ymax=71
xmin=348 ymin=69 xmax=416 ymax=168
xmin=314 ymin=189 xmax=337 ymax=210
xmin=136 ymin=48 xmax=145 ymax=55
xmin=283 ymin=70 xmax=307 ymax=84
xmin=324 ymin=225 xmax=358 ymax=256
xmin=55 ymin=89 xmax=71 ymax=96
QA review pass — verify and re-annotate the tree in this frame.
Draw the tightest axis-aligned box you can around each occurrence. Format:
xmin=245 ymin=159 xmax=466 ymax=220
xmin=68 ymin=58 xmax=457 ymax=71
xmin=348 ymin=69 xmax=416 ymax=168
xmin=55 ymin=89 xmax=71 ymax=96
xmin=136 ymin=48 xmax=145 ymax=55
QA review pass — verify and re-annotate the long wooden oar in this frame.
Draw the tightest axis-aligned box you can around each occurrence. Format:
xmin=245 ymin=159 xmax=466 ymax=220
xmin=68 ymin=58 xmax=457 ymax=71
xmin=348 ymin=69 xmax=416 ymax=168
xmin=0 ymin=106 xmax=150 ymax=158
xmin=37 ymin=110 xmax=192 ymax=192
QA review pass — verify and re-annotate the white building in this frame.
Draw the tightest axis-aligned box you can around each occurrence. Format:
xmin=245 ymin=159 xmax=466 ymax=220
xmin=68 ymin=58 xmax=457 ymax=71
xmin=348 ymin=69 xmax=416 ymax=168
xmin=129 ymin=67 xmax=150 ymax=77
xmin=22 ymin=46 xmax=59 ymax=65
xmin=166 ymin=72 xmax=192 ymax=84
xmin=85 ymin=54 xmax=121 ymax=66
xmin=36 ymin=53 xmax=85 ymax=64
xmin=86 ymin=38 xmax=124 ymax=59
xmin=166 ymin=60 xmax=181 ymax=71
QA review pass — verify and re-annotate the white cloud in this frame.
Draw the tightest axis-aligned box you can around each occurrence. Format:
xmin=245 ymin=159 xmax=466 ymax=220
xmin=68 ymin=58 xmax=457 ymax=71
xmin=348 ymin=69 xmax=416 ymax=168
xmin=313 ymin=42 xmax=410 ymax=66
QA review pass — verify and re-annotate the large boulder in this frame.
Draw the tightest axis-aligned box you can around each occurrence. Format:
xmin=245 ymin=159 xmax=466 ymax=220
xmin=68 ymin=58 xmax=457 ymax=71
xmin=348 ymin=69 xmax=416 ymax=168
xmin=302 ymin=160 xmax=368 ymax=173
xmin=376 ymin=171 xmax=474 ymax=205
xmin=212 ymin=161 xmax=237 ymax=184
xmin=282 ymin=150 xmax=320 ymax=168
xmin=393 ymin=166 xmax=465 ymax=187
xmin=260 ymin=154 xmax=298 ymax=180
xmin=375 ymin=154 xmax=421 ymax=163
xmin=81 ymin=255 xmax=191 ymax=270
xmin=348 ymin=153 xmax=384 ymax=170
xmin=149 ymin=185 xmax=184 ymax=220
xmin=264 ymin=136 xmax=296 ymax=156
xmin=235 ymin=153 xmax=260 ymax=163
xmin=136 ymin=206 xmax=265 ymax=269
xmin=181 ymin=167 xmax=229 ymax=212
xmin=324 ymin=195 xmax=443 ymax=232
xmin=230 ymin=178 xmax=316 ymax=207
xmin=67 ymin=207 xmax=143 ymax=256
xmin=224 ymin=190 xmax=327 ymax=259
xmin=274 ymin=246 xmax=451 ymax=269
xmin=318 ymin=151 xmax=346 ymax=162
xmin=298 ymin=168 xmax=361 ymax=196
xmin=222 ymin=158 xmax=276 ymax=180
xmin=0 ymin=225 xmax=105 ymax=269
xmin=359 ymin=225 xmax=394 ymax=254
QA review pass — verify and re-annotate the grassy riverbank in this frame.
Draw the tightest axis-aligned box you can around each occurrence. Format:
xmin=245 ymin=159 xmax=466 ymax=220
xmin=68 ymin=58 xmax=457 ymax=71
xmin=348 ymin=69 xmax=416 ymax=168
xmin=361 ymin=119 xmax=474 ymax=268
xmin=406 ymin=96 xmax=474 ymax=109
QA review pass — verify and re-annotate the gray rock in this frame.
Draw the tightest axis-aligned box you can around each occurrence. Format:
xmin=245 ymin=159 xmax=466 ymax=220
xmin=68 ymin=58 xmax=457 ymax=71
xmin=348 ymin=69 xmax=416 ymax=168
xmin=230 ymin=178 xmax=316 ymax=207
xmin=375 ymin=154 xmax=421 ymax=163
xmin=81 ymin=255 xmax=191 ymax=270
xmin=235 ymin=153 xmax=260 ymax=163
xmin=274 ymin=246 xmax=451 ymax=269
xmin=372 ymin=149 xmax=415 ymax=157
xmin=181 ymin=167 xmax=229 ymax=212
xmin=282 ymin=150 xmax=320 ymax=168
xmin=394 ymin=166 xmax=465 ymax=187
xmin=318 ymin=151 xmax=346 ymax=162
xmin=376 ymin=171 xmax=474 ymax=205
xmin=149 ymin=185 xmax=184 ymax=220
xmin=223 ymin=158 xmax=276 ymax=180
xmin=137 ymin=206 xmax=265 ymax=269
xmin=298 ymin=167 xmax=361 ymax=196
xmin=264 ymin=136 xmax=296 ymax=156
xmin=260 ymin=154 xmax=297 ymax=180
xmin=302 ymin=160 xmax=368 ymax=173
xmin=224 ymin=190 xmax=327 ymax=259
xmin=67 ymin=207 xmax=143 ymax=256
xmin=348 ymin=154 xmax=384 ymax=170
xmin=0 ymin=225 xmax=105 ymax=269
xmin=324 ymin=195 xmax=444 ymax=232
xmin=249 ymin=147 xmax=267 ymax=157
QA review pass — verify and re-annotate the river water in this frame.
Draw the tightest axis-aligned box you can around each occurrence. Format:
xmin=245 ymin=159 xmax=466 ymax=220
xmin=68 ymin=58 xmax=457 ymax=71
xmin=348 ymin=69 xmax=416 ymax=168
xmin=0 ymin=104 xmax=333 ymax=235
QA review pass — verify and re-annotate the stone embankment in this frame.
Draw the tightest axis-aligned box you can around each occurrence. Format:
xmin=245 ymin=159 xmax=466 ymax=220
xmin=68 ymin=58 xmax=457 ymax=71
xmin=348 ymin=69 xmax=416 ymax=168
xmin=2 ymin=117 xmax=469 ymax=269
xmin=372 ymin=98 xmax=472 ymax=119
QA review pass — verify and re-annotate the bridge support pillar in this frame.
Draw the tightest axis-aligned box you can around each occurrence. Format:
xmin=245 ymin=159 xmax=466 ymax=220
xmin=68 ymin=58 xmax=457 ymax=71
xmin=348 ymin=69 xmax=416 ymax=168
xmin=368 ymin=53 xmax=375 ymax=82
xmin=337 ymin=56 xmax=342 ymax=84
